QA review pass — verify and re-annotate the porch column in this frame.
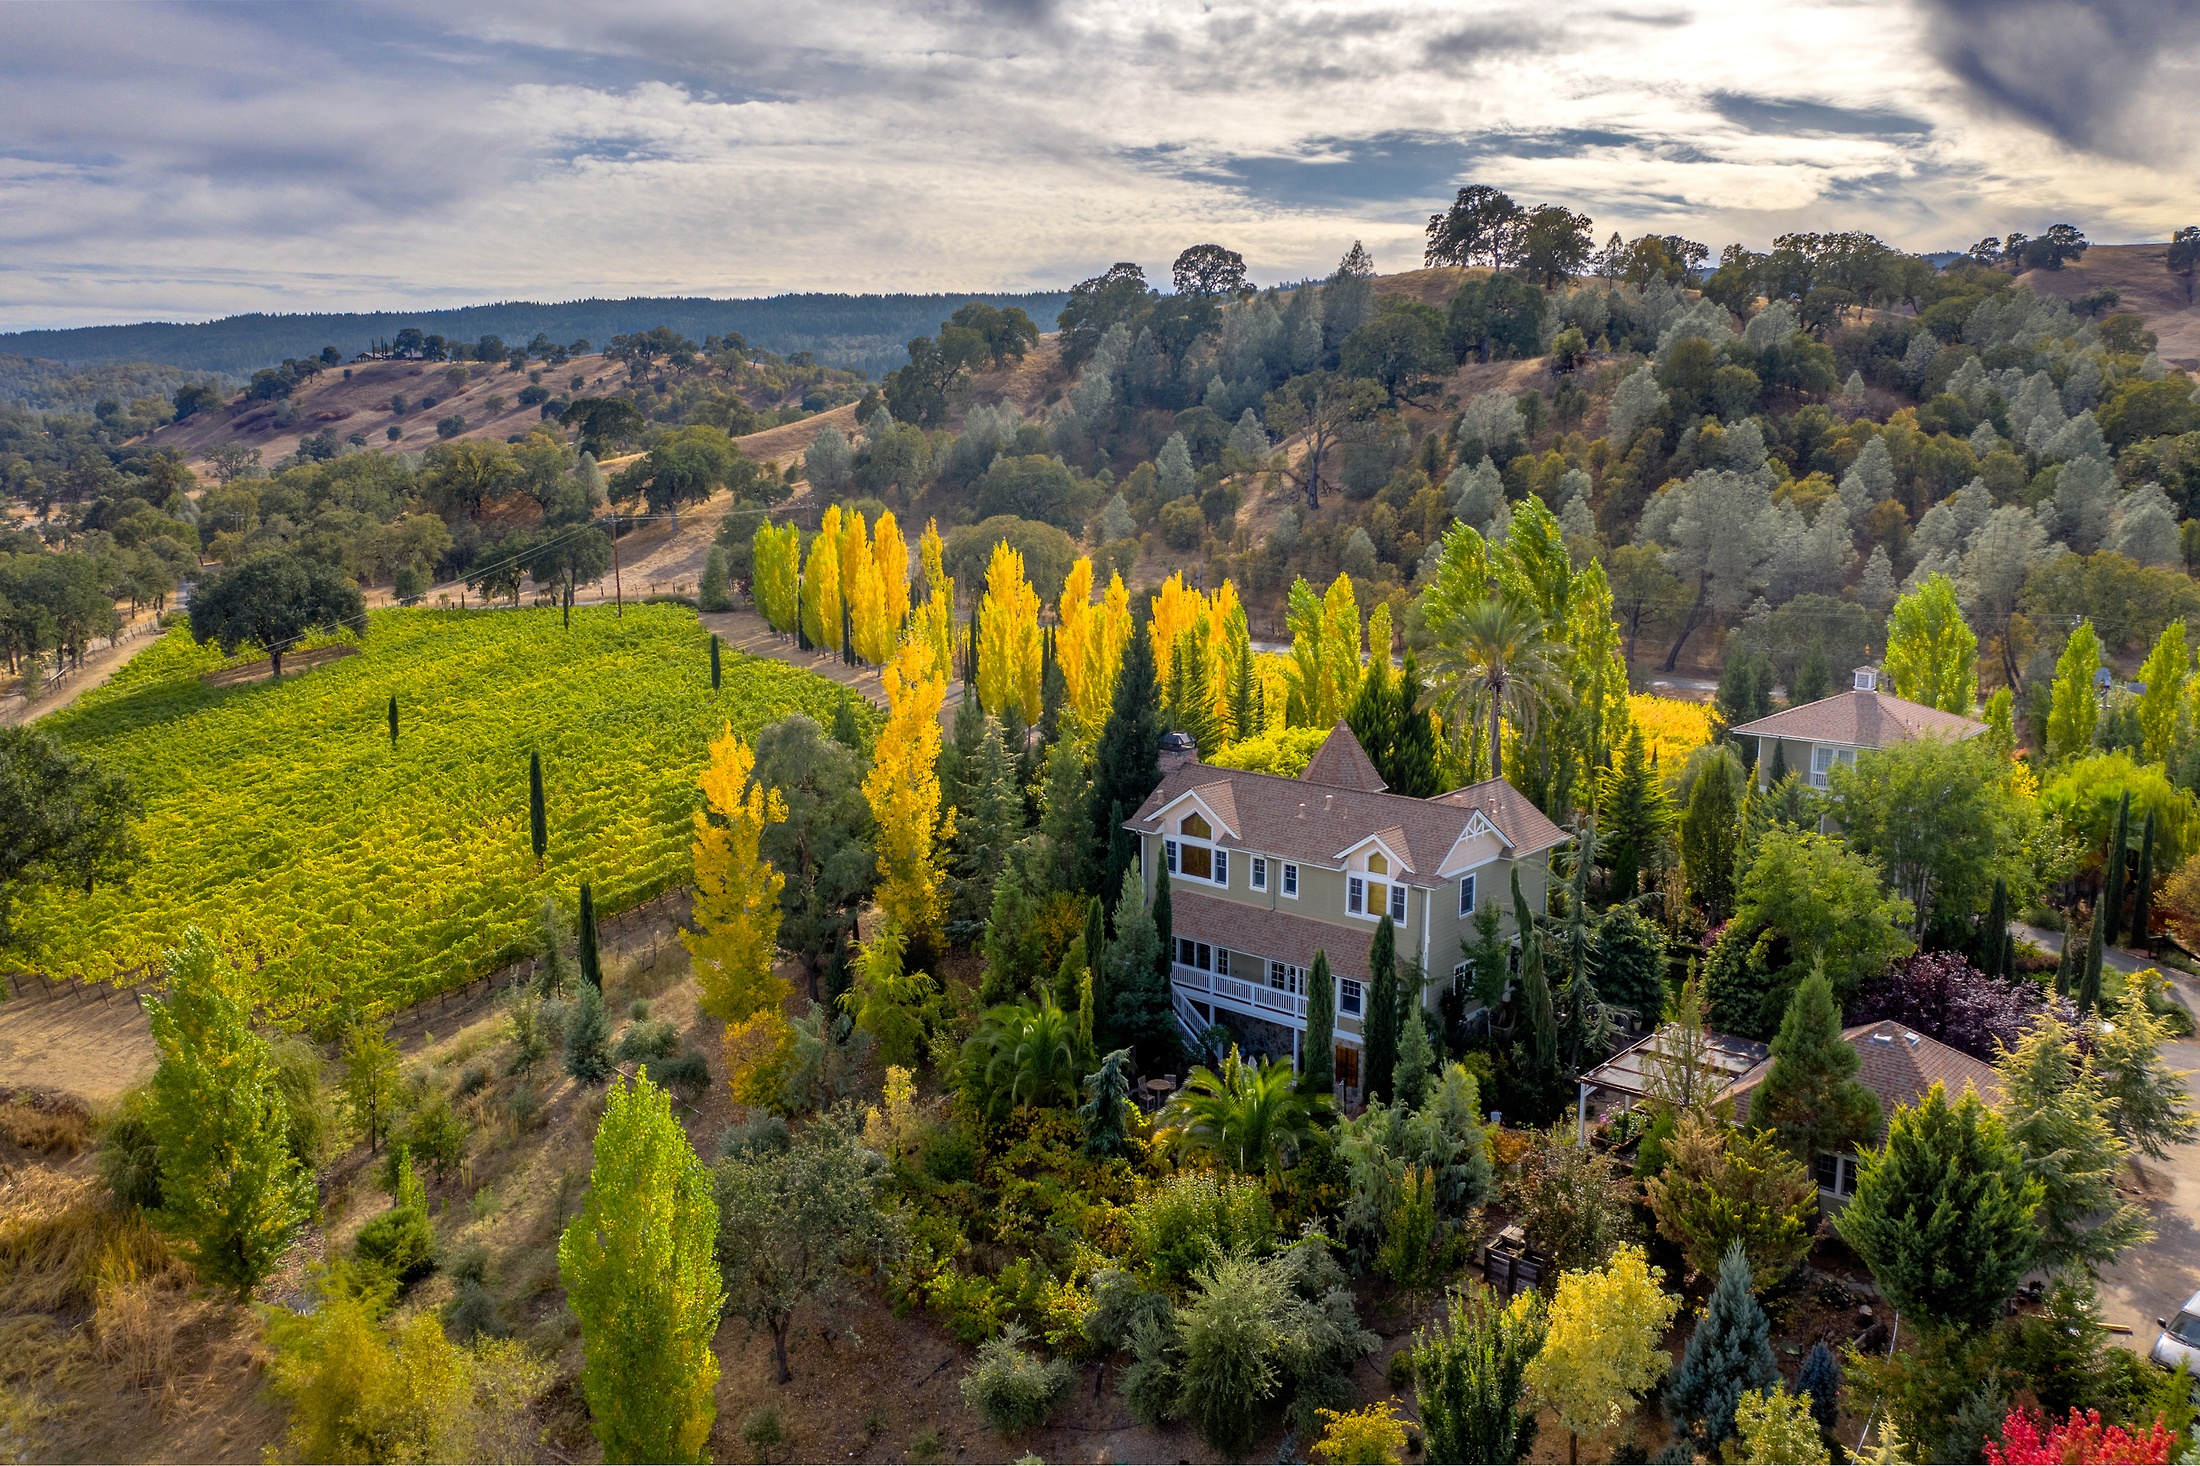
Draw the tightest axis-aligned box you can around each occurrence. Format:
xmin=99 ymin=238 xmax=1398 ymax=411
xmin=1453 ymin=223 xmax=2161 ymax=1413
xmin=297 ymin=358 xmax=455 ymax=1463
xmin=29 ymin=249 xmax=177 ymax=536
xmin=1576 ymin=1080 xmax=1590 ymax=1146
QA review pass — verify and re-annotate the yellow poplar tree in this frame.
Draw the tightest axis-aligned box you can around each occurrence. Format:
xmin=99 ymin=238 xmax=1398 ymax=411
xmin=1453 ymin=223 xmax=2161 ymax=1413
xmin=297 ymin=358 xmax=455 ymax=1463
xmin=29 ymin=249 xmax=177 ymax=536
xmin=800 ymin=507 xmax=843 ymax=651
xmin=751 ymin=522 xmax=800 ymax=635
xmin=873 ymin=511 xmax=911 ymax=632
xmin=867 ymin=638 xmax=953 ymax=939
xmin=1523 ymin=1244 xmax=1681 ymax=1463
xmin=1057 ymin=557 xmax=1097 ymax=735
xmin=836 ymin=507 xmax=870 ymax=646
xmin=919 ymin=518 xmax=956 ymax=679
xmin=979 ymin=540 xmax=1042 ymax=723
xmin=849 ymin=544 xmax=891 ymax=666
xmin=1320 ymin=573 xmax=1364 ymax=720
xmin=1088 ymin=570 xmax=1133 ymax=736
xmin=2137 ymin=619 xmax=2188 ymax=765
xmin=681 ymin=727 xmax=788 ymax=1025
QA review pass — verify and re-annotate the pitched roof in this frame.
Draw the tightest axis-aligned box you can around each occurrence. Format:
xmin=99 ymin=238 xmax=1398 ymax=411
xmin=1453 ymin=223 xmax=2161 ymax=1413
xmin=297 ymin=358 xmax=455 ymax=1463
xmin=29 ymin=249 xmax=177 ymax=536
xmin=1729 ymin=689 xmax=1986 ymax=749
xmin=1169 ymin=889 xmax=1375 ymax=978
xmin=1129 ymin=759 xmax=1567 ymax=880
xmin=1725 ymin=1021 xmax=2000 ymax=1133
xmin=1300 ymin=722 xmax=1388 ymax=792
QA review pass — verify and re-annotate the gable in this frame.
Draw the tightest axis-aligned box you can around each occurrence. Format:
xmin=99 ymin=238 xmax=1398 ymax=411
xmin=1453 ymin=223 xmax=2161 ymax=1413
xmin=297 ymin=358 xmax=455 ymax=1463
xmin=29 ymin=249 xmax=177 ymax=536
xmin=1150 ymin=786 xmax=1240 ymax=842
xmin=1334 ymin=830 xmax=1413 ymax=876
xmin=1436 ymin=810 xmax=1511 ymax=877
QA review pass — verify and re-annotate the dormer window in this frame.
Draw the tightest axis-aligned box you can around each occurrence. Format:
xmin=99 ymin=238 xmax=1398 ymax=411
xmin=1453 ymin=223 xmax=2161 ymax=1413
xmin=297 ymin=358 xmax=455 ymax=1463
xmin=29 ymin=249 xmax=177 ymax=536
xmin=1166 ymin=809 xmax=1227 ymax=886
xmin=1347 ymin=847 xmax=1404 ymax=920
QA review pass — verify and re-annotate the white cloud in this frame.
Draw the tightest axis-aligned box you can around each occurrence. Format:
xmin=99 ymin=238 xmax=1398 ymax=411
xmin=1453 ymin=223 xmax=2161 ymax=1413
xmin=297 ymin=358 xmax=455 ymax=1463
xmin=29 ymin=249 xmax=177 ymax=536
xmin=0 ymin=0 xmax=2192 ymax=327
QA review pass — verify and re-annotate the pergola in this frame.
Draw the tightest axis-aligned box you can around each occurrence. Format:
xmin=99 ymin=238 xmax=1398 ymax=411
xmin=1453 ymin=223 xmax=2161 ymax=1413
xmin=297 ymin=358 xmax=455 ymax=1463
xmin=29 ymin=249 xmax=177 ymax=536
xmin=1573 ymin=1024 xmax=1770 ymax=1142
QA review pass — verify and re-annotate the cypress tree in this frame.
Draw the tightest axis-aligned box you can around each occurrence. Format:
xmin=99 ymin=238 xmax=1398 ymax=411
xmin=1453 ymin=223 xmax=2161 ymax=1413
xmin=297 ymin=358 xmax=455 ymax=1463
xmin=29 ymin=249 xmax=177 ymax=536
xmin=1512 ymin=869 xmax=1558 ymax=1084
xmin=1666 ymin=1241 xmax=1780 ymax=1451
xmin=2102 ymin=792 xmax=2131 ymax=946
xmin=1303 ymin=950 xmax=1336 ymax=1097
xmin=1084 ymin=895 xmax=1111 ymax=1040
xmin=1039 ymin=626 xmax=1066 ymax=747
xmin=1092 ymin=622 xmax=1162 ymax=901
xmin=1981 ymin=876 xmax=2010 ymax=977
xmin=1395 ymin=971 xmax=1435 ymax=1109
xmin=2078 ymin=904 xmax=2105 ymax=1014
xmin=710 ymin=633 xmax=722 ymax=690
xmin=529 ymin=751 xmax=548 ymax=863
xmin=2135 ymin=807 xmax=2157 ymax=949
xmin=1151 ymin=860 xmax=1173 ymax=996
xmin=387 ymin=693 xmax=398 ymax=746
xmin=966 ymin=602 xmax=980 ymax=691
xmin=841 ymin=600 xmax=855 ymax=666
xmin=578 ymin=881 xmax=603 ymax=990
xmin=1598 ymin=725 xmax=1664 ymax=904
xmin=1766 ymin=737 xmax=1787 ymax=784
xmin=1363 ymin=914 xmax=1400 ymax=1104
xmin=2054 ymin=918 xmax=2078 ymax=998
xmin=831 ymin=689 xmax=860 ymax=750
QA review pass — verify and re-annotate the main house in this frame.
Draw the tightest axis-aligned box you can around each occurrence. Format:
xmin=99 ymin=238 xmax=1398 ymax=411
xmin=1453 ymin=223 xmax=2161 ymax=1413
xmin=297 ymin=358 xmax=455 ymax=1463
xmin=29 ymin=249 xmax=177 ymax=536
xmin=1728 ymin=665 xmax=1986 ymax=789
xmin=1124 ymin=723 xmax=1568 ymax=1095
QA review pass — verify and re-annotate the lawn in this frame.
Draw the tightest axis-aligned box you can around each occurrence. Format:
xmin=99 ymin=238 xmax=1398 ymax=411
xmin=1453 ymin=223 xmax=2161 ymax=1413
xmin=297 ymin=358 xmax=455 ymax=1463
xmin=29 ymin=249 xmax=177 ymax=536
xmin=29 ymin=604 xmax=858 ymax=1018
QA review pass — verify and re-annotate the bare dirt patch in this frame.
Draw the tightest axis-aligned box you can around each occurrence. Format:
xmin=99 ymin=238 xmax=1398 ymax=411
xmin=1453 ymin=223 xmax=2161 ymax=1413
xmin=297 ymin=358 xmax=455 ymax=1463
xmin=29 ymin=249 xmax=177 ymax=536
xmin=198 ymin=642 xmax=358 ymax=689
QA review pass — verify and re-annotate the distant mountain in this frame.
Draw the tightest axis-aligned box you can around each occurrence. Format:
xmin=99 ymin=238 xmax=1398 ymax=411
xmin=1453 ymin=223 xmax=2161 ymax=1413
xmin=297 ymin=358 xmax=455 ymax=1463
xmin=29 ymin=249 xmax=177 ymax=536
xmin=0 ymin=291 xmax=1075 ymax=381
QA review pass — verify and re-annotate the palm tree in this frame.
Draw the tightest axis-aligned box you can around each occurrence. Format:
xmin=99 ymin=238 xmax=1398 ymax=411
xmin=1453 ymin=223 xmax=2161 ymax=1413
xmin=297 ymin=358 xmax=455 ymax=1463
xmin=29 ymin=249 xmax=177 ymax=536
xmin=965 ymin=997 xmax=1081 ymax=1115
xmin=1160 ymin=1045 xmax=1317 ymax=1184
xmin=1422 ymin=594 xmax=1569 ymax=782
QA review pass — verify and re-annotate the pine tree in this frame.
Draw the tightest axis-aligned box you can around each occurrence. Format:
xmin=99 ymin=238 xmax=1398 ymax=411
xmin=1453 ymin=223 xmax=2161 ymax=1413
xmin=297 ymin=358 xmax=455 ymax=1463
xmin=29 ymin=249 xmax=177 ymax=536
xmin=146 ymin=929 xmax=314 ymax=1296
xmin=1396 ymin=992 xmax=1435 ymax=1109
xmin=1391 ymin=651 xmax=1441 ymax=798
xmin=387 ymin=693 xmax=398 ymax=745
xmin=709 ymin=633 xmax=722 ymax=690
xmin=1037 ymin=734 xmax=1090 ymax=895
xmin=1303 ymin=950 xmax=1336 ymax=1096
xmin=681 ymin=728 xmax=788 ymax=1024
xmin=559 ymin=1073 xmax=723 ymax=1464
xmin=1039 ymin=625 xmax=1067 ymax=746
xmin=578 ymin=881 xmax=602 ymax=989
xmin=1364 ymin=914 xmax=1401 ymax=1104
xmin=1748 ymin=969 xmax=1883 ymax=1162
xmin=2134 ymin=807 xmax=2157 ymax=948
xmin=1091 ymin=622 xmax=1161 ymax=901
xmin=940 ymin=684 xmax=985 ymax=817
xmin=1680 ymin=747 xmax=1743 ymax=922
xmin=1104 ymin=868 xmax=1169 ymax=1063
xmin=529 ymin=750 xmax=547 ymax=863
xmin=2102 ymin=792 xmax=2130 ymax=947
xmin=564 ymin=979 xmax=613 ymax=1082
xmin=1834 ymin=1081 xmax=2043 ymax=1333
xmin=1795 ymin=1341 xmax=1840 ymax=1438
xmin=1597 ymin=726 xmax=1666 ymax=903
xmin=1665 ymin=1242 xmax=1780 ymax=1451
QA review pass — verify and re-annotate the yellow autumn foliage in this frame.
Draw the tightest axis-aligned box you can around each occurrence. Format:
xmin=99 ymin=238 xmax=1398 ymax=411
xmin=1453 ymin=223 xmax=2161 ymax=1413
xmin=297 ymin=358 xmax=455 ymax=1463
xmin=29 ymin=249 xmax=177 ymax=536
xmin=867 ymin=637 xmax=953 ymax=939
xmin=680 ymin=727 xmax=787 ymax=1025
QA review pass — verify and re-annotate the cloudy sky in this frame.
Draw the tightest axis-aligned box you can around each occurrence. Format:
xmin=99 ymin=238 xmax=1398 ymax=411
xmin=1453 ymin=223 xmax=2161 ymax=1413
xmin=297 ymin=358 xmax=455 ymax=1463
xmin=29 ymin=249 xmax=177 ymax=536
xmin=2 ymin=0 xmax=2195 ymax=328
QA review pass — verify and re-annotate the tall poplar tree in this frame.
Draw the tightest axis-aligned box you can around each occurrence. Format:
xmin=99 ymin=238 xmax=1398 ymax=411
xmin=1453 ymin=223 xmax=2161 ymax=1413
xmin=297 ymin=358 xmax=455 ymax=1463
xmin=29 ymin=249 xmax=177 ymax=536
xmin=560 ymin=1073 xmax=723 ymax=1464
xmin=146 ymin=928 xmax=314 ymax=1296
xmin=681 ymin=727 xmax=788 ymax=1024
xmin=866 ymin=638 xmax=953 ymax=945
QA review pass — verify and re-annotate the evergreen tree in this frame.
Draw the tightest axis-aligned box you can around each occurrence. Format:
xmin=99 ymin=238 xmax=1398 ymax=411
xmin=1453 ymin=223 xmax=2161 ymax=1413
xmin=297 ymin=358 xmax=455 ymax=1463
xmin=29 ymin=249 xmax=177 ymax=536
xmin=340 ymin=1015 xmax=401 ymax=1155
xmin=1303 ymin=951 xmax=1336 ymax=1096
xmin=564 ymin=980 xmax=613 ymax=1083
xmin=146 ymin=929 xmax=314 ymax=1296
xmin=1151 ymin=859 xmax=1174 ymax=998
xmin=1363 ymin=915 xmax=1401 ymax=1104
xmin=2078 ymin=902 xmax=2106 ymax=1014
xmin=1598 ymin=725 xmax=1666 ymax=902
xmin=1079 ymin=1048 xmax=1135 ymax=1158
xmin=946 ymin=717 xmax=1021 ymax=941
xmin=1039 ymin=625 xmax=1067 ymax=746
xmin=1083 ymin=896 xmax=1107 ymax=1001
xmin=2054 ymin=917 xmax=2080 ymax=997
xmin=1346 ymin=649 xmax=1399 ymax=784
xmin=559 ymin=1073 xmax=722 ymax=1464
xmin=1665 ymin=1242 xmax=1780 ymax=1451
xmin=1766 ymin=737 xmax=1787 ymax=783
xmin=1104 ymin=868 xmax=1170 ymax=1064
xmin=700 ymin=543 xmax=732 ymax=613
xmin=1091 ymin=621 xmax=1161 ymax=900
xmin=1512 ymin=869 xmax=1559 ymax=1088
xmin=1413 ymin=1283 xmax=1547 ymax=1465
xmin=1681 ymin=746 xmax=1743 ymax=922
xmin=940 ymin=686 xmax=985 ymax=817
xmin=1748 ymin=970 xmax=1882 ymax=1162
xmin=1995 ymin=1014 xmax=2152 ymax=1272
xmin=830 ymin=689 xmax=859 ymax=750
xmin=529 ymin=750 xmax=548 ymax=863
xmin=578 ymin=881 xmax=602 ymax=989
xmin=1036 ymin=734 xmax=1091 ymax=895
xmin=1981 ymin=876 xmax=2011 ymax=977
xmin=710 ymin=632 xmax=722 ymax=690
xmin=1395 ymin=994 xmax=1435 ymax=1109
xmin=2102 ymin=792 xmax=2131 ymax=947
xmin=1835 ymin=1082 xmax=2043 ymax=1333
xmin=387 ymin=693 xmax=398 ymax=745
xmin=2134 ymin=807 xmax=2157 ymax=948
xmin=1796 ymin=1341 xmax=1840 ymax=1438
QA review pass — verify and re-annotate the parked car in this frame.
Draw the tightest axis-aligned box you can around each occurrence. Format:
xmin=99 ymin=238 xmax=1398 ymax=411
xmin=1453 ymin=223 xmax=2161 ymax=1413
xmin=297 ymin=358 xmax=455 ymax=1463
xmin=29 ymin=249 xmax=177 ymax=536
xmin=2152 ymin=1291 xmax=2200 ymax=1371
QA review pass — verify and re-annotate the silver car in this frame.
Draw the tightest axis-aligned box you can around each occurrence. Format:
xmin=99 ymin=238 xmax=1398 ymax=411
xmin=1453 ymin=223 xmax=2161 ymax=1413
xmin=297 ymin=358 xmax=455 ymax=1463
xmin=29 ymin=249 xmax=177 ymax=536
xmin=2153 ymin=1291 xmax=2200 ymax=1371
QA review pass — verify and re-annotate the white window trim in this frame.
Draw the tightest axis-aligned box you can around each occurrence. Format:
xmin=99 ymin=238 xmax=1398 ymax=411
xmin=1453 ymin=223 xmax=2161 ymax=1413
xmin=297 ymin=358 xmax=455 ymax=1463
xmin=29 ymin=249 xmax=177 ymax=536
xmin=1348 ymin=875 xmax=1366 ymax=915
xmin=1809 ymin=744 xmax=1854 ymax=790
xmin=1170 ymin=831 xmax=1230 ymax=889
xmin=1281 ymin=862 xmax=1299 ymax=898
xmin=1339 ymin=978 xmax=1364 ymax=1016
xmin=1457 ymin=872 xmax=1477 ymax=918
xmin=1267 ymin=960 xmax=1304 ymax=995
xmin=1251 ymin=856 xmax=1268 ymax=892
xmin=1389 ymin=881 xmax=1407 ymax=921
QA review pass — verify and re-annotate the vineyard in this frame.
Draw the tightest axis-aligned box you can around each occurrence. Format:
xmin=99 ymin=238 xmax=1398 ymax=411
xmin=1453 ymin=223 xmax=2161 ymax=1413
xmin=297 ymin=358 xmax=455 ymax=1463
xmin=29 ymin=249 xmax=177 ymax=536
xmin=26 ymin=604 xmax=859 ymax=1016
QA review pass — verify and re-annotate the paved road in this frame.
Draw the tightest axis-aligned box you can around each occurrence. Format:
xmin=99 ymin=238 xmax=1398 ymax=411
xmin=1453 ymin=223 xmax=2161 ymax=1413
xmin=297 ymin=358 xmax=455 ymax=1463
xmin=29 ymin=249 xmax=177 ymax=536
xmin=2098 ymin=1038 xmax=2200 ymax=1352
xmin=2012 ymin=922 xmax=2153 ymax=975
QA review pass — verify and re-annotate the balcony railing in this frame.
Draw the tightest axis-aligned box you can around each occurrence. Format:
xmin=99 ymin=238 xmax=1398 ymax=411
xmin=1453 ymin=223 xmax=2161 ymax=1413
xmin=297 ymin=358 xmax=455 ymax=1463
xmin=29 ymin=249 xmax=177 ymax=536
xmin=1173 ymin=961 xmax=1308 ymax=1022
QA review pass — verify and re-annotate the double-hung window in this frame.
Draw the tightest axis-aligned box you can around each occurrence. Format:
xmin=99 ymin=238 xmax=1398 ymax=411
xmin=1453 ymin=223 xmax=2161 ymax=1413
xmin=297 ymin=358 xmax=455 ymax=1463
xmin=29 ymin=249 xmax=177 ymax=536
xmin=1389 ymin=882 xmax=1407 ymax=920
xmin=1282 ymin=863 xmax=1299 ymax=898
xmin=1175 ymin=937 xmax=1214 ymax=972
xmin=1347 ymin=875 xmax=1367 ymax=915
xmin=1809 ymin=745 xmax=1852 ymax=790
xmin=1171 ymin=812 xmax=1226 ymax=886
xmin=1339 ymin=978 xmax=1364 ymax=1016
xmin=1251 ymin=856 xmax=1268 ymax=891
xmin=1267 ymin=961 xmax=1304 ymax=995
xmin=1457 ymin=873 xmax=1477 ymax=917
xmin=1353 ymin=851 xmax=1403 ymax=920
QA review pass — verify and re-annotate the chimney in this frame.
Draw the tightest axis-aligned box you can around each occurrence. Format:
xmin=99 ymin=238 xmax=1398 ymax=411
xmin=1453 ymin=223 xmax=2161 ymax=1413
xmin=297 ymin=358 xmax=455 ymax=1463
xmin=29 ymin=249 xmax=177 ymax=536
xmin=1157 ymin=730 xmax=1198 ymax=775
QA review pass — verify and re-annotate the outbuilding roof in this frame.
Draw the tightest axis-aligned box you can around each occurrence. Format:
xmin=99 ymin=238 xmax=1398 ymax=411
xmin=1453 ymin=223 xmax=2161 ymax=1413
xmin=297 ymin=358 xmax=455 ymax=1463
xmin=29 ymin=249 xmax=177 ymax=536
xmin=1725 ymin=1020 xmax=2001 ymax=1132
xmin=1728 ymin=689 xmax=1985 ymax=749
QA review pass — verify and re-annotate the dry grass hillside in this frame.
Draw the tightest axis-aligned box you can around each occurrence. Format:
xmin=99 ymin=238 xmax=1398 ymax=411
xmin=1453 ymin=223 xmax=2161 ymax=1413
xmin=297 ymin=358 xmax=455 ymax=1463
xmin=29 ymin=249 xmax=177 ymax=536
xmin=143 ymin=354 xmax=629 ymax=476
xmin=2017 ymin=242 xmax=2200 ymax=367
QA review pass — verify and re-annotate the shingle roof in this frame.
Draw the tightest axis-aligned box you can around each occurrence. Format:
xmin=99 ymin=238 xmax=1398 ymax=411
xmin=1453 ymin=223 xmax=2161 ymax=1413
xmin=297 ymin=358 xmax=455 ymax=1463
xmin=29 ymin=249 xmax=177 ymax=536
xmin=1128 ymin=758 xmax=1568 ymax=880
xmin=1729 ymin=689 xmax=1986 ymax=748
xmin=1725 ymin=1021 xmax=2000 ymax=1133
xmin=1300 ymin=723 xmax=1389 ymax=792
xmin=1169 ymin=889 xmax=1375 ymax=978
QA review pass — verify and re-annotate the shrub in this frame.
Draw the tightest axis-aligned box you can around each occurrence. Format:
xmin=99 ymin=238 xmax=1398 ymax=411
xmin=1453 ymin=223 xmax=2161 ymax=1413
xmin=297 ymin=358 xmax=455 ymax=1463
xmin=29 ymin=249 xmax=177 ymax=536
xmin=1174 ymin=1249 xmax=1284 ymax=1455
xmin=959 ymin=1323 xmax=1075 ymax=1434
xmin=436 ymin=414 xmax=467 ymax=439
xmin=1985 ymin=1406 xmax=2174 ymax=1465
xmin=445 ymin=1277 xmax=503 ymax=1343
xmin=1313 ymin=1399 xmax=1410 ymax=1464
xmin=354 ymin=1151 xmax=434 ymax=1289
xmin=718 ymin=1112 xmax=790 ymax=1159
xmin=98 ymin=1090 xmax=163 ymax=1210
xmin=615 ymin=1018 xmax=680 ymax=1063
xmin=401 ymin=1093 xmax=469 ymax=1181
xmin=653 ymin=1050 xmax=711 ymax=1094
xmin=1128 ymin=1171 xmax=1276 ymax=1287
xmin=1159 ymin=498 xmax=1204 ymax=550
